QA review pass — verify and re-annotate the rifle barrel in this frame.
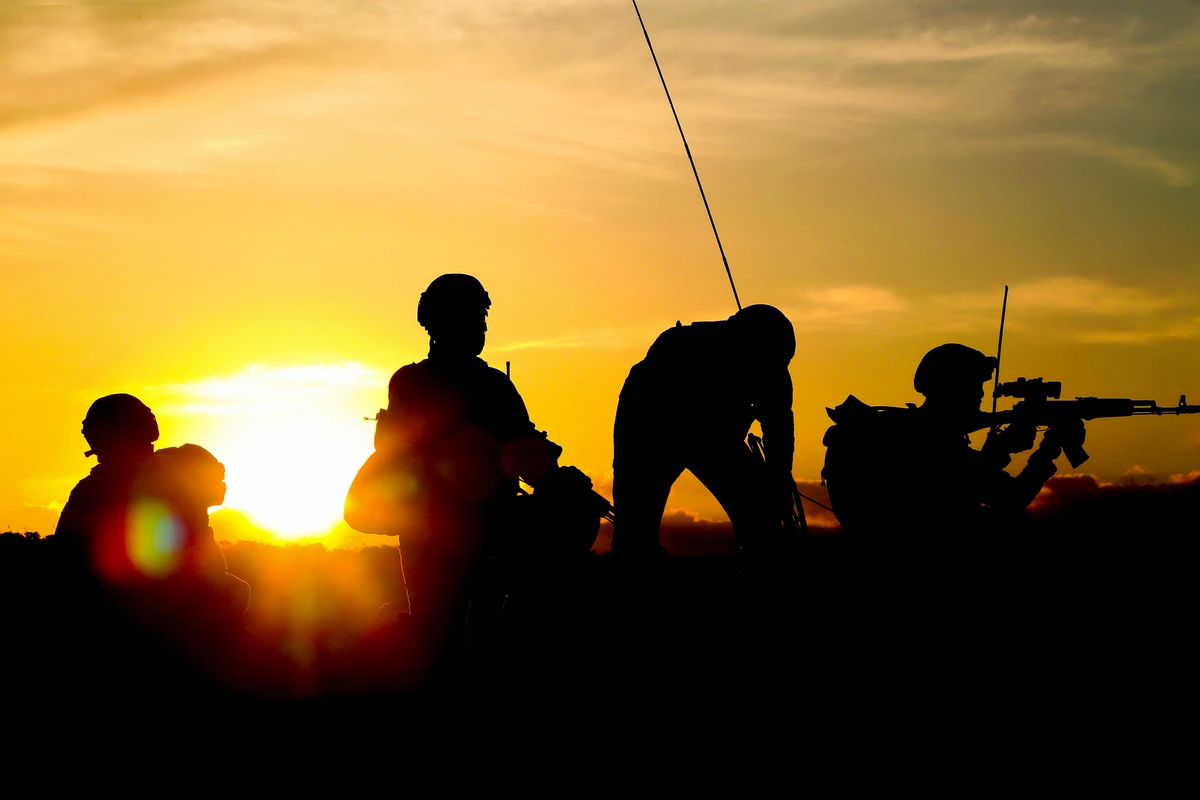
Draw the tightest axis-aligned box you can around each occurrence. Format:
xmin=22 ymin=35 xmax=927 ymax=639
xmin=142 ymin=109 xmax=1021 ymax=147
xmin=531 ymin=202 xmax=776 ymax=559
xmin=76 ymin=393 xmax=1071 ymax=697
xmin=987 ymin=397 xmax=1200 ymax=427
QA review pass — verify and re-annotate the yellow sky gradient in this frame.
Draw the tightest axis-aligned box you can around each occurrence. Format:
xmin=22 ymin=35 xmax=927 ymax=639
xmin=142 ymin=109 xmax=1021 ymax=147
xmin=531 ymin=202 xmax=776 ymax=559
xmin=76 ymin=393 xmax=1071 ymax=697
xmin=3 ymin=0 xmax=1199 ymax=540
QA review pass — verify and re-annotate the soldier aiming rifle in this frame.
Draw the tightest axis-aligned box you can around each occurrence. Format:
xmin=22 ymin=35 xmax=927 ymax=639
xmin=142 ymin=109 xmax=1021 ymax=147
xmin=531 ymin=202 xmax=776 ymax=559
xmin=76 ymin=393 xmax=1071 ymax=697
xmin=990 ymin=377 xmax=1199 ymax=468
xmin=822 ymin=344 xmax=1199 ymax=539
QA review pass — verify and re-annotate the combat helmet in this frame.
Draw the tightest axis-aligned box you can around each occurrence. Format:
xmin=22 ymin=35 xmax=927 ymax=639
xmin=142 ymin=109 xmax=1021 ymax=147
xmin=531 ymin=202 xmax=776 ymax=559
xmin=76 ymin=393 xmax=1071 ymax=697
xmin=417 ymin=274 xmax=491 ymax=332
xmin=913 ymin=344 xmax=997 ymax=397
xmin=729 ymin=304 xmax=796 ymax=365
xmin=154 ymin=444 xmax=227 ymax=509
xmin=82 ymin=394 xmax=159 ymax=457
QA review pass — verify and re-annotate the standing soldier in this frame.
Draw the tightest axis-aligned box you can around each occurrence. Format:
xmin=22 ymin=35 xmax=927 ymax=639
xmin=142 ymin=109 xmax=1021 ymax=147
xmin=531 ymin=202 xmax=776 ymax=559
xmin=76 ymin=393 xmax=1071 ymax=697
xmin=344 ymin=274 xmax=595 ymax=671
xmin=611 ymin=305 xmax=799 ymax=564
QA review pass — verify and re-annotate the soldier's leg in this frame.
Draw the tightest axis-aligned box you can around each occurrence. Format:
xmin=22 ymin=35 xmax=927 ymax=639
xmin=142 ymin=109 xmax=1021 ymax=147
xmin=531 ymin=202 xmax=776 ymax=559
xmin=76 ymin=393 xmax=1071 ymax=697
xmin=612 ymin=394 xmax=684 ymax=556
xmin=611 ymin=455 xmax=683 ymax=556
xmin=687 ymin=440 xmax=782 ymax=558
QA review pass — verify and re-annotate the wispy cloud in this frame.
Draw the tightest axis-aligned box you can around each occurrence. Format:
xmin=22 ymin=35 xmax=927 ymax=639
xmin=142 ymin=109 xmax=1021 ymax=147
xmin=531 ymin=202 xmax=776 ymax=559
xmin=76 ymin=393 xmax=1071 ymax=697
xmin=785 ymin=285 xmax=908 ymax=329
xmin=490 ymin=320 xmax=680 ymax=353
xmin=154 ymin=362 xmax=384 ymax=415
xmin=952 ymin=277 xmax=1200 ymax=344
xmin=988 ymin=133 xmax=1193 ymax=187
xmin=796 ymin=277 xmax=1200 ymax=344
xmin=1 ymin=0 xmax=1196 ymax=186
xmin=1074 ymin=317 xmax=1200 ymax=345
xmin=946 ymin=276 xmax=1192 ymax=317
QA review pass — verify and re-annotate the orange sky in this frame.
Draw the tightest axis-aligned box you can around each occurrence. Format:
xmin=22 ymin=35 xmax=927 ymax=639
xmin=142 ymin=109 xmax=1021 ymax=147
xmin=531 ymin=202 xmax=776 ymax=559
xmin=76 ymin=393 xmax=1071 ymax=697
xmin=3 ymin=0 xmax=1199 ymax=540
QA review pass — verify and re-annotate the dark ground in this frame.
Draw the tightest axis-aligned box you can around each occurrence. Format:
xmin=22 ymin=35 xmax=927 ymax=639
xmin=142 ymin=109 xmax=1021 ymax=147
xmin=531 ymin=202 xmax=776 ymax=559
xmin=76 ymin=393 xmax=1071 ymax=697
xmin=1 ymin=480 xmax=1195 ymax=778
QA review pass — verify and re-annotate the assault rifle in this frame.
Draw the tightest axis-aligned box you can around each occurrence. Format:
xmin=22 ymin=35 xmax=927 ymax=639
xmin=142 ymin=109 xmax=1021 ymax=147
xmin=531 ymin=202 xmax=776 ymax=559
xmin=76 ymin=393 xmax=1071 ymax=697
xmin=989 ymin=377 xmax=1200 ymax=468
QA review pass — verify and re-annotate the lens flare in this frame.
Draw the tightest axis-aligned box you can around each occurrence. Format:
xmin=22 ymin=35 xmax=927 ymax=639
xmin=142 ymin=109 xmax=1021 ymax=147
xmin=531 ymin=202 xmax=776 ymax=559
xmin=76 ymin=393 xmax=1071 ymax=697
xmin=126 ymin=499 xmax=187 ymax=578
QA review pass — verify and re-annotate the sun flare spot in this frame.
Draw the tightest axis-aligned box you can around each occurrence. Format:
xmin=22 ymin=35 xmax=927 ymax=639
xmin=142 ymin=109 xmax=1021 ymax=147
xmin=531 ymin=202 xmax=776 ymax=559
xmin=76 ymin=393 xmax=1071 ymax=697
xmin=159 ymin=363 xmax=387 ymax=540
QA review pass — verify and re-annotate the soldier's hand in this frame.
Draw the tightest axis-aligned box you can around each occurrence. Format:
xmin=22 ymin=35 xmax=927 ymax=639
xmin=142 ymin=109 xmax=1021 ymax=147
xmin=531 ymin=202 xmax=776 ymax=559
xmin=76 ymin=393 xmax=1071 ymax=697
xmin=1042 ymin=418 xmax=1086 ymax=453
xmin=537 ymin=464 xmax=593 ymax=494
xmin=986 ymin=422 xmax=1037 ymax=455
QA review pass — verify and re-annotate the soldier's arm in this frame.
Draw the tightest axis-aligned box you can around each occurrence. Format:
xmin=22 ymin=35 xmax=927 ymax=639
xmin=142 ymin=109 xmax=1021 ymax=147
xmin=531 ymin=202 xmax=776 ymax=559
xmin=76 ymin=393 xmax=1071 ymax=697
xmin=756 ymin=368 xmax=795 ymax=472
xmin=494 ymin=371 xmax=558 ymax=483
xmin=376 ymin=367 xmax=417 ymax=455
xmin=977 ymin=447 xmax=1058 ymax=512
xmin=52 ymin=481 xmax=92 ymax=548
xmin=500 ymin=375 xmax=539 ymax=441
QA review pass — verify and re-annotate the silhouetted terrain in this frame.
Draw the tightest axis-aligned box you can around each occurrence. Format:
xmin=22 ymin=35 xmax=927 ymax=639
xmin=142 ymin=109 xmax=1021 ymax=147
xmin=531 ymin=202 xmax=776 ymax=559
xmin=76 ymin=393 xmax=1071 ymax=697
xmin=2 ymin=474 xmax=1196 ymax=762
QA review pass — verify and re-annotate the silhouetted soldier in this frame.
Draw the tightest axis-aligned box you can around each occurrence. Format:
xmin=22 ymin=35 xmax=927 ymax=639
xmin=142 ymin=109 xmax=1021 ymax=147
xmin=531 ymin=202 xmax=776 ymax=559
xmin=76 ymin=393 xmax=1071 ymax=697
xmin=820 ymin=343 xmax=1090 ymax=701
xmin=144 ymin=443 xmax=251 ymax=643
xmin=56 ymin=394 xmax=159 ymax=565
xmin=55 ymin=394 xmax=249 ymax=646
xmin=344 ymin=274 xmax=572 ymax=669
xmin=611 ymin=305 xmax=798 ymax=562
xmin=822 ymin=343 xmax=1085 ymax=540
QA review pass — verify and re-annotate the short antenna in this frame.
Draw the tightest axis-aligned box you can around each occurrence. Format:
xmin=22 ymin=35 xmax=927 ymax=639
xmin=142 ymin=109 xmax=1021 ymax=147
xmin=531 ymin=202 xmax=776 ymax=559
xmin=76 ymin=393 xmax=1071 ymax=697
xmin=992 ymin=285 xmax=1009 ymax=415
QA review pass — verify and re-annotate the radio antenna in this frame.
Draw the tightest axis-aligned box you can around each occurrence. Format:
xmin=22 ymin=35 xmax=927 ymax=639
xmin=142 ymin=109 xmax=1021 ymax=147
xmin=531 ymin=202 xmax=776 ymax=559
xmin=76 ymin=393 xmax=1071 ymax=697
xmin=992 ymin=285 xmax=1009 ymax=415
xmin=630 ymin=0 xmax=741 ymax=310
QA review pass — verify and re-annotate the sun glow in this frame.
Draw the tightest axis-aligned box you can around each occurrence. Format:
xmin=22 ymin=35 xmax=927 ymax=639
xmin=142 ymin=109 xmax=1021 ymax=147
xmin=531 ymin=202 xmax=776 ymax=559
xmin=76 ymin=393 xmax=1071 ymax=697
xmin=160 ymin=364 xmax=387 ymax=540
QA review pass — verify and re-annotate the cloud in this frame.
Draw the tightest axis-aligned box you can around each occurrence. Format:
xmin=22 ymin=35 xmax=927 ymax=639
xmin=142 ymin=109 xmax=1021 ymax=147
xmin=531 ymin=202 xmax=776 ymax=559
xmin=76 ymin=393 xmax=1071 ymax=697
xmin=990 ymin=133 xmax=1193 ymax=187
xmin=786 ymin=285 xmax=908 ymax=329
xmin=1074 ymin=317 xmax=1200 ymax=345
xmin=924 ymin=277 xmax=1200 ymax=344
xmin=490 ymin=320 xmax=681 ymax=353
xmin=948 ymin=276 xmax=1191 ymax=317
xmin=784 ymin=277 xmax=1200 ymax=344
xmin=23 ymin=500 xmax=63 ymax=513
xmin=1028 ymin=470 xmax=1200 ymax=521
xmin=154 ymin=362 xmax=384 ymax=415
xmin=1 ymin=0 xmax=1196 ymax=186
xmin=629 ymin=2 xmax=1200 ymax=183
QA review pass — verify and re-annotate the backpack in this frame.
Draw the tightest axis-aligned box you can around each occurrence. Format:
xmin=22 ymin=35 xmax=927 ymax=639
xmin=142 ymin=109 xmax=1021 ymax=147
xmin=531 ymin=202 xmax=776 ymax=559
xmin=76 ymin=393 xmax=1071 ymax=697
xmin=821 ymin=395 xmax=914 ymax=537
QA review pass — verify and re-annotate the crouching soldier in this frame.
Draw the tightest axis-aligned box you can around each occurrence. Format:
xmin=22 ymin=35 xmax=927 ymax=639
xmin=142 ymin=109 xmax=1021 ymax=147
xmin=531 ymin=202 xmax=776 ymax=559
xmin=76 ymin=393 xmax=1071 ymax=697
xmin=820 ymin=344 xmax=1086 ymax=693
xmin=611 ymin=305 xmax=799 ymax=566
xmin=54 ymin=394 xmax=249 ymax=648
xmin=821 ymin=343 xmax=1083 ymax=542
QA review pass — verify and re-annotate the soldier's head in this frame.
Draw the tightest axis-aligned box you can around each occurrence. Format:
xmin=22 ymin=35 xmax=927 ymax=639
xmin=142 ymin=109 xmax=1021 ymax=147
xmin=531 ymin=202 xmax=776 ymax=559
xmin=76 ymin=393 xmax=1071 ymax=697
xmin=417 ymin=273 xmax=491 ymax=357
xmin=914 ymin=344 xmax=997 ymax=411
xmin=155 ymin=444 xmax=227 ymax=509
xmin=728 ymin=304 xmax=796 ymax=367
xmin=82 ymin=394 xmax=159 ymax=463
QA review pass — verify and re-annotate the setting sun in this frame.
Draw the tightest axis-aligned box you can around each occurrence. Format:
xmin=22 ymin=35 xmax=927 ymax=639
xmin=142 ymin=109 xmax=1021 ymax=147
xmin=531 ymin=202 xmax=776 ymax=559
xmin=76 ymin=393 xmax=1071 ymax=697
xmin=161 ymin=363 xmax=387 ymax=539
xmin=211 ymin=414 xmax=368 ymax=539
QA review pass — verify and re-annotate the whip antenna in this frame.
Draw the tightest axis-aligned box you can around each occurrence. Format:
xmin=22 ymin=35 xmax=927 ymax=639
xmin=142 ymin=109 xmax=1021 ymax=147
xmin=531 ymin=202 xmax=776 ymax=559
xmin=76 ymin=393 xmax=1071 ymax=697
xmin=992 ymin=285 xmax=1009 ymax=415
xmin=631 ymin=0 xmax=741 ymax=310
